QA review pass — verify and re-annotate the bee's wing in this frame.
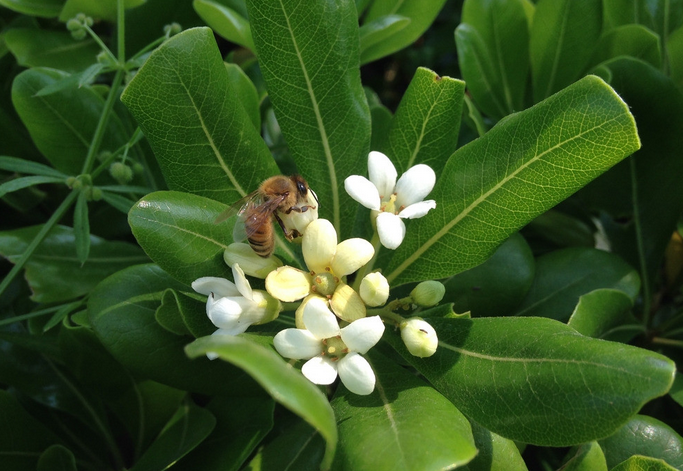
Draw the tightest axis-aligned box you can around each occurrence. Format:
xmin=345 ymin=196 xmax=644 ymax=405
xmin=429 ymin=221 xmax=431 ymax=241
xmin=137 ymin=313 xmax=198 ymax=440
xmin=214 ymin=192 xmax=259 ymax=224
xmin=239 ymin=195 xmax=286 ymax=240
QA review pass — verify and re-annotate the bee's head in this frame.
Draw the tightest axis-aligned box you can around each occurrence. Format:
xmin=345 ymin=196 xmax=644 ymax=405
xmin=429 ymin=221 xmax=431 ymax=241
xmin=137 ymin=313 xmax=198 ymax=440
xmin=291 ymin=175 xmax=308 ymax=197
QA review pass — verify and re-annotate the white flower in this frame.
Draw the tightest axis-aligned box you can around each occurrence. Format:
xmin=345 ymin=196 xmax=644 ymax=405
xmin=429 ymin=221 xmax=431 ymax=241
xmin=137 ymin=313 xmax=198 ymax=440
xmin=265 ymin=218 xmax=374 ymax=322
xmin=344 ymin=151 xmax=436 ymax=249
xmin=359 ymin=272 xmax=390 ymax=307
xmin=400 ymin=317 xmax=438 ymax=357
xmin=273 ymin=296 xmax=385 ymax=395
xmin=192 ymin=264 xmax=282 ymax=359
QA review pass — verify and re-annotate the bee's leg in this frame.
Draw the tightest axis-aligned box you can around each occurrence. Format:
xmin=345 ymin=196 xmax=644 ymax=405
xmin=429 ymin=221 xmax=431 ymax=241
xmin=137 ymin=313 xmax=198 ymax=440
xmin=274 ymin=213 xmax=298 ymax=241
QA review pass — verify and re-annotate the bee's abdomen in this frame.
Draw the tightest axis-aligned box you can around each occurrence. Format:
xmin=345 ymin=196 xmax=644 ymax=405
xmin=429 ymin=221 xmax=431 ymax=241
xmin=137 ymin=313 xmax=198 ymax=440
xmin=248 ymin=223 xmax=274 ymax=258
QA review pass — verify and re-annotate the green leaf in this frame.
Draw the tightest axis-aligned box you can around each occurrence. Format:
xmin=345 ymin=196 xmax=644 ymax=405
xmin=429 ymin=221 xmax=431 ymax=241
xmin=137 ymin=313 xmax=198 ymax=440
xmin=670 ymin=372 xmax=683 ymax=408
xmin=378 ymin=67 xmax=465 ymax=174
xmin=363 ymin=0 xmax=448 ymax=63
xmin=609 ymin=456 xmax=678 ymax=471
xmin=173 ymin=396 xmax=275 ymax=471
xmin=525 ymin=209 xmax=596 ymax=248
xmin=0 ymin=0 xmax=64 ymax=17
xmin=37 ymin=445 xmax=77 ymax=471
xmin=156 ymin=289 xmax=193 ymax=336
xmin=442 ymin=232 xmax=534 ymax=317
xmin=4 ymin=29 xmax=100 ymax=74
xmin=599 ymin=415 xmax=683 ymax=470
xmin=0 ymin=155 xmax=67 ymax=178
xmin=185 ymin=334 xmax=338 ymax=471
xmin=589 ymin=25 xmax=662 ymax=70
xmin=89 ymin=263 xmax=264 ymax=395
xmin=330 ymin=350 xmax=477 ymax=471
xmin=383 ymin=76 xmax=641 ymax=286
xmin=101 ymin=191 xmax=135 ymax=214
xmin=669 ymin=25 xmax=683 ymax=93
xmin=455 ymin=0 xmax=530 ymax=119
xmin=121 ymin=27 xmax=278 ymax=205
xmin=246 ymin=0 xmax=370 ymax=238
xmin=194 ymin=0 xmax=254 ymax=50
xmin=129 ymin=402 xmax=216 ymax=471
xmin=530 ymin=0 xmax=602 ymax=103
xmin=12 ymin=68 xmax=129 ymax=175
xmin=224 ymin=62 xmax=260 ymax=131
xmin=467 ymin=421 xmax=527 ymax=471
xmin=386 ymin=317 xmax=675 ymax=446
xmin=359 ymin=14 xmax=411 ymax=65
xmin=0 ymin=224 xmax=147 ymax=303
xmin=59 ymin=0 xmax=146 ymax=22
xmin=567 ymin=289 xmax=643 ymax=342
xmin=560 ymin=442 xmax=608 ymax=471
xmin=74 ymin=191 xmax=90 ymax=264
xmin=0 ymin=175 xmax=64 ymax=198
xmin=513 ymin=248 xmax=640 ymax=322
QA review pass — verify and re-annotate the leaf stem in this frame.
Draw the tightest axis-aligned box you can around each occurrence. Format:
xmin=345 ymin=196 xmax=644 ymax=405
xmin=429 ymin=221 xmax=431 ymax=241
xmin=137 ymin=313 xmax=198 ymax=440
xmin=651 ymin=336 xmax=683 ymax=349
xmin=0 ymin=303 xmax=71 ymax=327
xmin=0 ymin=190 xmax=78 ymax=299
xmin=630 ymin=156 xmax=652 ymax=326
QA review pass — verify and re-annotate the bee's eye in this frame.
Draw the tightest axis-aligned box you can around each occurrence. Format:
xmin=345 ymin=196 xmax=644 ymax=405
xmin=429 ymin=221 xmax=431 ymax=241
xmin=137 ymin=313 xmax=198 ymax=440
xmin=297 ymin=181 xmax=307 ymax=195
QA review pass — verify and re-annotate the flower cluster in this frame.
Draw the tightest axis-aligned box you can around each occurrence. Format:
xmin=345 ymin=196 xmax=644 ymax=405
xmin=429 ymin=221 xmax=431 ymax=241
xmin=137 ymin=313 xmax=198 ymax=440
xmin=191 ymin=153 xmax=442 ymax=395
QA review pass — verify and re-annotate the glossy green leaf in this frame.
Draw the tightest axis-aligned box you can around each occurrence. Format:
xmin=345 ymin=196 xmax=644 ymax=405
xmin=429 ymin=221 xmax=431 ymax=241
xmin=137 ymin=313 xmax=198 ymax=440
xmin=185 ymin=334 xmax=338 ymax=470
xmin=194 ymin=0 xmax=254 ymax=50
xmin=378 ymin=67 xmax=464 ymax=175
xmin=383 ymin=76 xmax=641 ymax=287
xmin=89 ymin=263 xmax=264 ymax=395
xmin=363 ymin=0 xmax=448 ymax=63
xmin=386 ymin=317 xmax=675 ymax=446
xmin=5 ymin=29 xmax=100 ymax=74
xmin=580 ymin=58 xmax=683 ymax=296
xmin=603 ymin=0 xmax=683 ymax=48
xmin=0 ymin=390 xmax=62 ymax=470
xmin=560 ymin=442 xmax=608 ymax=471
xmin=513 ymin=248 xmax=640 ymax=322
xmin=670 ymin=372 xmax=683 ymax=408
xmin=0 ymin=224 xmax=147 ymax=303
xmin=174 ymin=396 xmax=275 ymax=471
xmin=567 ymin=289 xmax=643 ymax=342
xmin=442 ymin=232 xmax=534 ymax=317
xmin=589 ymin=25 xmax=661 ymax=70
xmin=246 ymin=0 xmax=370 ymax=238
xmin=467 ymin=421 xmax=527 ymax=471
xmin=456 ymin=0 xmax=529 ymax=119
xmin=37 ymin=445 xmax=77 ymax=471
xmin=156 ymin=289 xmax=193 ymax=336
xmin=12 ymin=68 xmax=129 ymax=175
xmin=0 ymin=0 xmax=63 ymax=17
xmin=359 ymin=14 xmax=411 ymax=65
xmin=525 ymin=209 xmax=595 ymax=248
xmin=610 ymin=456 xmax=678 ymax=471
xmin=59 ymin=0 xmax=146 ymax=22
xmin=530 ymin=0 xmax=602 ymax=103
xmin=130 ymin=402 xmax=215 ymax=471
xmin=224 ymin=62 xmax=260 ymax=131
xmin=0 ymin=155 xmax=67 ymax=178
xmin=599 ymin=415 xmax=683 ymax=470
xmin=0 ymin=175 xmax=64 ymax=198
xmin=121 ymin=27 xmax=279 ymax=205
xmin=330 ymin=350 xmax=477 ymax=471
xmin=74 ymin=191 xmax=90 ymax=264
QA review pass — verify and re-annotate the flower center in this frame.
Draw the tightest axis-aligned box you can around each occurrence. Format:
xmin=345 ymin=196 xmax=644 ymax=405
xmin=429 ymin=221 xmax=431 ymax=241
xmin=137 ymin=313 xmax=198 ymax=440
xmin=312 ymin=271 xmax=337 ymax=296
xmin=323 ymin=336 xmax=348 ymax=360
xmin=380 ymin=193 xmax=398 ymax=214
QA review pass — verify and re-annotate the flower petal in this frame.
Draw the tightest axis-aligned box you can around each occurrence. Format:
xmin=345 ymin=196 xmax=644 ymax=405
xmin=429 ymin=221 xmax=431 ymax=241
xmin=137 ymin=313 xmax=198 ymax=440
xmin=376 ymin=212 xmax=406 ymax=249
xmin=302 ymin=218 xmax=337 ymax=273
xmin=330 ymin=283 xmax=366 ymax=322
xmin=273 ymin=328 xmax=322 ymax=359
xmin=331 ymin=238 xmax=374 ymax=276
xmin=368 ymin=151 xmax=397 ymax=200
xmin=231 ymin=263 xmax=253 ymax=300
xmin=303 ymin=296 xmax=341 ymax=339
xmin=207 ymin=296 xmax=246 ymax=329
xmin=398 ymin=200 xmax=436 ymax=219
xmin=337 ymin=352 xmax=375 ymax=395
xmin=301 ymin=355 xmax=338 ymax=385
xmin=192 ymin=277 xmax=239 ymax=297
xmin=394 ymin=164 xmax=436 ymax=208
xmin=340 ymin=315 xmax=385 ymax=354
xmin=344 ymin=175 xmax=381 ymax=210
xmin=224 ymin=243 xmax=282 ymax=279
xmin=359 ymin=272 xmax=390 ymax=307
xmin=265 ymin=266 xmax=312 ymax=302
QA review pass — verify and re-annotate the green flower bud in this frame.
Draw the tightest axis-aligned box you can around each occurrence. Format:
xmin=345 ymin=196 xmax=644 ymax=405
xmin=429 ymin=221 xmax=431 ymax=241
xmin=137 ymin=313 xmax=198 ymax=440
xmin=90 ymin=187 xmax=103 ymax=201
xmin=66 ymin=18 xmax=81 ymax=31
xmin=359 ymin=272 xmax=389 ymax=307
xmin=400 ymin=318 xmax=438 ymax=358
xmin=71 ymin=29 xmax=87 ymax=40
xmin=163 ymin=22 xmax=182 ymax=36
xmin=132 ymin=162 xmax=144 ymax=175
xmin=109 ymin=162 xmax=134 ymax=184
xmin=410 ymin=281 xmax=445 ymax=307
xmin=98 ymin=150 xmax=112 ymax=162
xmin=223 ymin=243 xmax=283 ymax=279
xmin=75 ymin=13 xmax=87 ymax=22
xmin=66 ymin=176 xmax=77 ymax=188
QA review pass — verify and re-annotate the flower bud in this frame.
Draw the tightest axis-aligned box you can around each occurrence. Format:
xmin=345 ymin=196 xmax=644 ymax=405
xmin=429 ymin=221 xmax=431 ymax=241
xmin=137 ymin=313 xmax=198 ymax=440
xmin=90 ymin=187 xmax=103 ymax=201
xmin=359 ymin=272 xmax=389 ymax=307
xmin=71 ymin=29 xmax=87 ymax=40
xmin=400 ymin=318 xmax=438 ymax=357
xmin=330 ymin=283 xmax=366 ymax=322
xmin=163 ymin=22 xmax=182 ymax=36
xmin=66 ymin=18 xmax=81 ymax=31
xmin=109 ymin=162 xmax=133 ymax=184
xmin=410 ymin=281 xmax=445 ymax=307
xmin=224 ymin=243 xmax=283 ymax=278
xmin=252 ymin=290 xmax=283 ymax=325
xmin=132 ymin=162 xmax=144 ymax=175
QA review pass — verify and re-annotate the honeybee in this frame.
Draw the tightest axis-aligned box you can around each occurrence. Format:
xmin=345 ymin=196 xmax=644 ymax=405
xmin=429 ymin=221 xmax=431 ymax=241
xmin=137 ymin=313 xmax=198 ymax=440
xmin=216 ymin=175 xmax=318 ymax=257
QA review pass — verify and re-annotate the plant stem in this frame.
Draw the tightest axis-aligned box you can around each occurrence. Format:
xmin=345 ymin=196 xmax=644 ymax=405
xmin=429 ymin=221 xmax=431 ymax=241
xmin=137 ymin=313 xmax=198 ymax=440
xmin=630 ymin=156 xmax=652 ymax=326
xmin=0 ymin=190 xmax=78 ymax=299
xmin=651 ymin=336 xmax=683 ymax=349
xmin=0 ymin=304 xmax=68 ymax=327
xmin=117 ymin=0 xmax=125 ymax=64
